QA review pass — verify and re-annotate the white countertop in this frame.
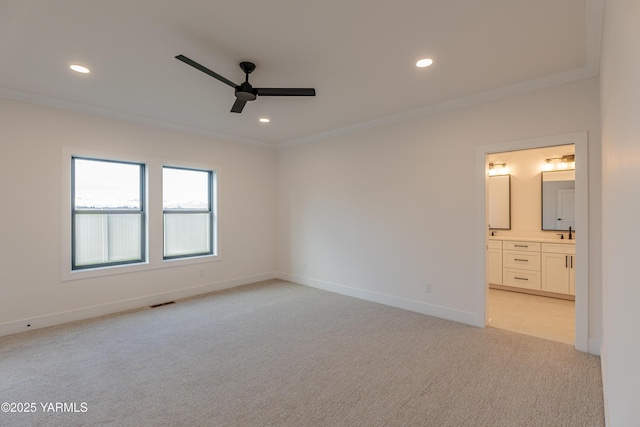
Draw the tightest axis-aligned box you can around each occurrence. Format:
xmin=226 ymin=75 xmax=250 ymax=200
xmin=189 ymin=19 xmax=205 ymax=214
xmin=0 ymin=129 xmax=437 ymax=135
xmin=489 ymin=235 xmax=575 ymax=244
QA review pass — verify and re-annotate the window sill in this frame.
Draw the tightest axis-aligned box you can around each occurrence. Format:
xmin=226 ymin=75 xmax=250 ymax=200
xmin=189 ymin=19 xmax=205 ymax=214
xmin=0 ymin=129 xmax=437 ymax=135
xmin=62 ymin=254 xmax=221 ymax=282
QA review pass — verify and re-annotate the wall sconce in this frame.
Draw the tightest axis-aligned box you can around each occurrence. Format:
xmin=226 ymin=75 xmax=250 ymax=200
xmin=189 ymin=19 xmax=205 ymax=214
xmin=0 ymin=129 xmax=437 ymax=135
xmin=488 ymin=162 xmax=509 ymax=176
xmin=542 ymin=154 xmax=575 ymax=171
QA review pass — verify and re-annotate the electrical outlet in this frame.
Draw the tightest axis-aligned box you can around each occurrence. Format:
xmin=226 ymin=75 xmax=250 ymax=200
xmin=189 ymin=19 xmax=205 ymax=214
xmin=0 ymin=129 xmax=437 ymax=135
xmin=425 ymin=283 xmax=432 ymax=293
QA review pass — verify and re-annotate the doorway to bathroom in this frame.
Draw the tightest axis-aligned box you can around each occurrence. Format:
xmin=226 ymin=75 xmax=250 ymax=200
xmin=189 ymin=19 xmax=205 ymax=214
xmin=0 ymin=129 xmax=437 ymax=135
xmin=486 ymin=145 xmax=575 ymax=344
xmin=476 ymin=132 xmax=589 ymax=352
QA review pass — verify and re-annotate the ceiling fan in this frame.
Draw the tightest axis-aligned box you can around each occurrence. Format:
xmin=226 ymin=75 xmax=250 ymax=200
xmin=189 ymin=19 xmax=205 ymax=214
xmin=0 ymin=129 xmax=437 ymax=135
xmin=175 ymin=55 xmax=316 ymax=113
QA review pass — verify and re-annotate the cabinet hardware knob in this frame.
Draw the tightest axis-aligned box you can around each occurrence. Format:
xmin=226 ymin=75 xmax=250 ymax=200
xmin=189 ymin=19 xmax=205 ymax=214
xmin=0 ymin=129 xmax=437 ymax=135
xmin=514 ymin=258 xmax=528 ymax=262
xmin=514 ymin=277 xmax=528 ymax=281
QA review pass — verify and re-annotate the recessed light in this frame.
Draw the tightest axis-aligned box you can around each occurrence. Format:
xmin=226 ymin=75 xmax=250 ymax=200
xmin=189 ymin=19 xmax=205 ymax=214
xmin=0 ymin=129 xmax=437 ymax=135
xmin=416 ymin=58 xmax=433 ymax=68
xmin=259 ymin=117 xmax=270 ymax=123
xmin=70 ymin=64 xmax=90 ymax=74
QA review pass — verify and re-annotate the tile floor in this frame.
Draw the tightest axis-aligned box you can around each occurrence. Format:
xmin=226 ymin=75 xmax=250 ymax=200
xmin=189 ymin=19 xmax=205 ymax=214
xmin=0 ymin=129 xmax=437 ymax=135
xmin=487 ymin=288 xmax=575 ymax=344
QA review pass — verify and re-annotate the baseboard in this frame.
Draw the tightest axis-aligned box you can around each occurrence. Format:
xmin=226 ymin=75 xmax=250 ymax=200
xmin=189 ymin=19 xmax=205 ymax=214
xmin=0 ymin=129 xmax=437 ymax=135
xmin=277 ymin=272 xmax=477 ymax=326
xmin=0 ymin=272 xmax=277 ymax=338
xmin=600 ymin=342 xmax=610 ymax=426
xmin=588 ymin=338 xmax=602 ymax=356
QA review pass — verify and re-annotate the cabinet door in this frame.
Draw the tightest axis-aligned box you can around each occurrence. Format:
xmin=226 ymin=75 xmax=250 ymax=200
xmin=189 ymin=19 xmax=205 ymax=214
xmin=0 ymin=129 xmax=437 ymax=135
xmin=487 ymin=247 xmax=502 ymax=285
xmin=541 ymin=252 xmax=570 ymax=294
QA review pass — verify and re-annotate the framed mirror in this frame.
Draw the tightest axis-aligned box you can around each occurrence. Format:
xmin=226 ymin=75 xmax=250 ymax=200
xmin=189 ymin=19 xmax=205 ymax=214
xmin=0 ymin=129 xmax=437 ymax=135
xmin=488 ymin=174 xmax=510 ymax=230
xmin=541 ymin=170 xmax=575 ymax=230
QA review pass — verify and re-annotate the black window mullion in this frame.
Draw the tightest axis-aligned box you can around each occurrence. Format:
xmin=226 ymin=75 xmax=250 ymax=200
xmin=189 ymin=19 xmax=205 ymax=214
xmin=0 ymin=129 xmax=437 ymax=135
xmin=209 ymin=170 xmax=214 ymax=255
xmin=71 ymin=158 xmax=77 ymax=268
xmin=139 ymin=163 xmax=146 ymax=264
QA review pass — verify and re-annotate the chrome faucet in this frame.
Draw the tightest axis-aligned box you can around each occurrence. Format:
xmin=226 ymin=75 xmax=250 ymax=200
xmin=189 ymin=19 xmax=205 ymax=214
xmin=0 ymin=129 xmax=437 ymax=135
xmin=568 ymin=226 xmax=573 ymax=240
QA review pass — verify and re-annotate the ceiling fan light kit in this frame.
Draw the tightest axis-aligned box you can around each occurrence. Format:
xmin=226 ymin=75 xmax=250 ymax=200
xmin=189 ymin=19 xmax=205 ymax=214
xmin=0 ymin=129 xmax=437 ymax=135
xmin=175 ymin=55 xmax=316 ymax=113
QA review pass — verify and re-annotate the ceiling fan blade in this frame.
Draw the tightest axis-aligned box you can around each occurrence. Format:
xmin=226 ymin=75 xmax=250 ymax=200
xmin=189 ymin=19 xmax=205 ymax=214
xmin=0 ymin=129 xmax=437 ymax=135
xmin=175 ymin=55 xmax=238 ymax=88
xmin=230 ymin=98 xmax=247 ymax=113
xmin=255 ymin=88 xmax=316 ymax=96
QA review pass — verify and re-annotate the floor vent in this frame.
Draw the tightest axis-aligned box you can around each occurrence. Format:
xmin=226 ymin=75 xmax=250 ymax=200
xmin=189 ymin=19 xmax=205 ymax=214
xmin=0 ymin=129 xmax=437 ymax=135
xmin=150 ymin=301 xmax=176 ymax=308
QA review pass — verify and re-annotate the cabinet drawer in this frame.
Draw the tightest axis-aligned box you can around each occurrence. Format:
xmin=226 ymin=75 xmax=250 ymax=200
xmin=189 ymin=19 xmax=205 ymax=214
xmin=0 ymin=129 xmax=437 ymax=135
xmin=487 ymin=240 xmax=502 ymax=250
xmin=503 ymin=241 xmax=540 ymax=252
xmin=541 ymin=243 xmax=575 ymax=255
xmin=503 ymin=268 xmax=541 ymax=290
xmin=503 ymin=250 xmax=540 ymax=271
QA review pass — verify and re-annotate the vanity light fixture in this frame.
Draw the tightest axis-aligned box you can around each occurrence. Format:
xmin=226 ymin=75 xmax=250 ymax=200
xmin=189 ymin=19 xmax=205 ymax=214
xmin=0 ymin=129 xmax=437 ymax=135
xmin=258 ymin=117 xmax=270 ymax=123
xmin=488 ymin=162 xmax=509 ymax=176
xmin=543 ymin=154 xmax=575 ymax=171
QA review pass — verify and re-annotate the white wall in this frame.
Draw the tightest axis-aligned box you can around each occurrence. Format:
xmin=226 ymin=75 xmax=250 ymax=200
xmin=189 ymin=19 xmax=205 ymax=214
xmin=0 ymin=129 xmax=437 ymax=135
xmin=277 ymin=77 xmax=601 ymax=343
xmin=600 ymin=0 xmax=640 ymax=424
xmin=0 ymin=98 xmax=277 ymax=334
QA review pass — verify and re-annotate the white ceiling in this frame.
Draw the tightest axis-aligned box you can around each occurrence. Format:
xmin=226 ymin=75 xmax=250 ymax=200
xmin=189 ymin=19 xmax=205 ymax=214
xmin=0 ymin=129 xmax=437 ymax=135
xmin=0 ymin=0 xmax=602 ymax=147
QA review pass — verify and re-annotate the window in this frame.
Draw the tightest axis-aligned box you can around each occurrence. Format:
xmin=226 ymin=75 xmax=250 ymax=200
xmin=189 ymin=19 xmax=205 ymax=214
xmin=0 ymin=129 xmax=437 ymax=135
xmin=72 ymin=157 xmax=145 ymax=270
xmin=163 ymin=166 xmax=215 ymax=259
xmin=64 ymin=149 xmax=219 ymax=279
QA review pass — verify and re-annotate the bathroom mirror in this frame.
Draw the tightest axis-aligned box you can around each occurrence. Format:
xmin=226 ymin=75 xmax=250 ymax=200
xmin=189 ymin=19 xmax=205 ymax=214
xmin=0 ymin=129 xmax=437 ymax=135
xmin=488 ymin=174 xmax=510 ymax=230
xmin=541 ymin=170 xmax=575 ymax=231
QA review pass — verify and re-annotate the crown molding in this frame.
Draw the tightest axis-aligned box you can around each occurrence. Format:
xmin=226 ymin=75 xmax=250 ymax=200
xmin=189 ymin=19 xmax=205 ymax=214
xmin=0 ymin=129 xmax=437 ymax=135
xmin=278 ymin=66 xmax=598 ymax=149
xmin=0 ymin=87 xmax=277 ymax=150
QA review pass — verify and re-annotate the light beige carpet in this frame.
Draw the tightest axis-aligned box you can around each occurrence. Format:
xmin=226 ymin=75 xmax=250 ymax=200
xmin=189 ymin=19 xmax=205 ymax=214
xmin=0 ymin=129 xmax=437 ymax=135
xmin=0 ymin=279 xmax=604 ymax=426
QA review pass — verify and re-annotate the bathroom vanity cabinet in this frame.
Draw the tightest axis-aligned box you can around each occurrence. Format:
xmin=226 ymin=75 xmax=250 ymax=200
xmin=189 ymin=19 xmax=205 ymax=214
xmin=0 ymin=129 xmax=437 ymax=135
xmin=487 ymin=238 xmax=575 ymax=298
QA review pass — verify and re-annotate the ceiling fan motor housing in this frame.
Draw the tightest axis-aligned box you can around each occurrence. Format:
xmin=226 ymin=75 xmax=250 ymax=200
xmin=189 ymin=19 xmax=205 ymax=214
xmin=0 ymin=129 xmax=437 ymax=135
xmin=236 ymin=82 xmax=257 ymax=101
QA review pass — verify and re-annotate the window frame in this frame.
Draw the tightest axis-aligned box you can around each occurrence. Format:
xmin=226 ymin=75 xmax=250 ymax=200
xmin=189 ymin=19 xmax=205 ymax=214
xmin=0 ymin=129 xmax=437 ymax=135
xmin=71 ymin=156 xmax=147 ymax=270
xmin=162 ymin=165 xmax=216 ymax=260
